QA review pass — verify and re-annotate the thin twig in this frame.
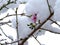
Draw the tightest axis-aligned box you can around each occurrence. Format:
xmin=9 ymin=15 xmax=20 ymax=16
xmin=32 ymin=35 xmax=41 ymax=45
xmin=5 ymin=39 xmax=21 ymax=44
xmin=6 ymin=23 xmax=12 ymax=27
xmin=0 ymin=39 xmax=7 ymax=42
xmin=0 ymin=0 xmax=56 ymax=45
xmin=0 ymin=27 xmax=13 ymax=41
xmin=15 ymin=8 xmax=20 ymax=45
xmin=49 ymin=19 xmax=60 ymax=27
xmin=0 ymin=21 xmax=11 ymax=26
xmin=40 ymin=28 xmax=60 ymax=34
xmin=0 ymin=0 xmax=15 ymax=11
xmin=19 ymin=0 xmax=54 ymax=45
xmin=0 ymin=13 xmax=25 ymax=21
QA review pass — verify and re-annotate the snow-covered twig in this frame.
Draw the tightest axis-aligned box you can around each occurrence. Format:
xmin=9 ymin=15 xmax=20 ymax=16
xmin=0 ymin=35 xmax=41 ymax=45
xmin=4 ymin=39 xmax=22 ymax=44
xmin=47 ymin=0 xmax=52 ymax=14
xmin=0 ymin=21 xmax=12 ymax=27
xmin=0 ymin=27 xmax=13 ymax=41
xmin=19 ymin=0 xmax=54 ymax=45
xmin=0 ymin=21 xmax=11 ymax=26
xmin=40 ymin=28 xmax=60 ymax=34
xmin=19 ymin=11 xmax=54 ymax=45
xmin=32 ymin=35 xmax=41 ymax=45
xmin=15 ymin=8 xmax=20 ymax=45
xmin=0 ymin=0 xmax=59 ymax=45
xmin=0 ymin=39 xmax=7 ymax=42
xmin=0 ymin=13 xmax=25 ymax=21
xmin=49 ymin=19 xmax=60 ymax=27
xmin=0 ymin=0 xmax=15 ymax=11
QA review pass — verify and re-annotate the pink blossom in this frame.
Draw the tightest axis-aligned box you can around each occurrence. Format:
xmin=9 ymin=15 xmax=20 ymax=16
xmin=31 ymin=14 xmax=37 ymax=23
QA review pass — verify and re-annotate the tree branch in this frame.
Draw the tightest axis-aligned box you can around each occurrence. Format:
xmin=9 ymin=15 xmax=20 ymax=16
xmin=15 ymin=8 xmax=20 ymax=45
xmin=0 ymin=27 xmax=13 ymax=41
xmin=49 ymin=19 xmax=60 ymax=27
xmin=19 ymin=0 xmax=54 ymax=45
xmin=0 ymin=21 xmax=11 ymax=26
xmin=0 ymin=0 xmax=56 ymax=45
xmin=0 ymin=39 xmax=7 ymax=42
xmin=32 ymin=35 xmax=41 ymax=45
xmin=40 ymin=28 xmax=60 ymax=34
xmin=0 ymin=0 xmax=15 ymax=11
xmin=0 ymin=13 xmax=25 ymax=21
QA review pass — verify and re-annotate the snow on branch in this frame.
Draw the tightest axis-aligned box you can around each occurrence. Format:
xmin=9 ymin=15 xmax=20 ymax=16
xmin=49 ymin=19 xmax=60 ymax=27
xmin=19 ymin=0 xmax=54 ymax=45
xmin=15 ymin=8 xmax=20 ymax=45
xmin=0 ymin=21 xmax=11 ymax=26
xmin=40 ymin=28 xmax=60 ymax=34
xmin=0 ymin=27 xmax=13 ymax=41
xmin=0 ymin=0 xmax=60 ymax=45
xmin=0 ymin=13 xmax=25 ymax=21
xmin=0 ymin=0 xmax=15 ymax=11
